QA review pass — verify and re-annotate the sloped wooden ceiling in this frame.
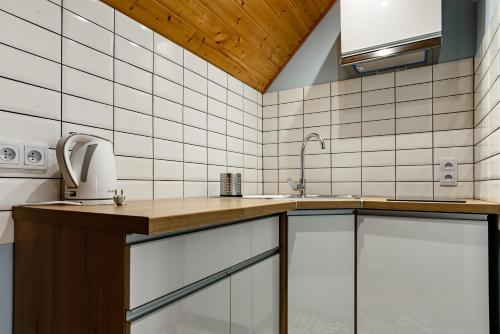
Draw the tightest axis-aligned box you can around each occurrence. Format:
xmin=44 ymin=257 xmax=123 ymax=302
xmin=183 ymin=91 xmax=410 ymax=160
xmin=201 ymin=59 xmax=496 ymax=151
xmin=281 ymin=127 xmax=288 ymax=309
xmin=102 ymin=0 xmax=337 ymax=92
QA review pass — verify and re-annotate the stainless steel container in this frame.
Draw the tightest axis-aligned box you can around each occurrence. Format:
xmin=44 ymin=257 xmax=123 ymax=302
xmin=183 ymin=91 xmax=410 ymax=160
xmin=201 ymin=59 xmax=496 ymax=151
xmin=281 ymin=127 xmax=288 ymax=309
xmin=220 ymin=173 xmax=242 ymax=197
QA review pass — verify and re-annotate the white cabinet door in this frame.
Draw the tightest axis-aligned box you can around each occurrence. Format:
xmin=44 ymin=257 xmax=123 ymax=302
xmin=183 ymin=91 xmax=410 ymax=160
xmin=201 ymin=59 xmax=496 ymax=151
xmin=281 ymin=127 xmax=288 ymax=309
xmin=130 ymin=278 xmax=230 ymax=334
xmin=231 ymin=255 xmax=280 ymax=334
xmin=341 ymin=0 xmax=441 ymax=55
xmin=288 ymin=213 xmax=355 ymax=334
xmin=357 ymin=215 xmax=489 ymax=334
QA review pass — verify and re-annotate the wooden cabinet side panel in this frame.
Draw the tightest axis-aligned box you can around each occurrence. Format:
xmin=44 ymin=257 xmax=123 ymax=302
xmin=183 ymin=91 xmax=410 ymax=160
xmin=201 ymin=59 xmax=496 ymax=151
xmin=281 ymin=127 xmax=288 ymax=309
xmin=14 ymin=219 xmax=128 ymax=334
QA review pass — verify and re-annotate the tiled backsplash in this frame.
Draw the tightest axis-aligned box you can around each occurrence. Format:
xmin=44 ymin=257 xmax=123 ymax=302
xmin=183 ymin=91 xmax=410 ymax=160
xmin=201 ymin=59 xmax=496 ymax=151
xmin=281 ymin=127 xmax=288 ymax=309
xmin=0 ymin=0 xmax=263 ymax=244
xmin=474 ymin=2 xmax=500 ymax=203
xmin=262 ymin=59 xmax=474 ymax=199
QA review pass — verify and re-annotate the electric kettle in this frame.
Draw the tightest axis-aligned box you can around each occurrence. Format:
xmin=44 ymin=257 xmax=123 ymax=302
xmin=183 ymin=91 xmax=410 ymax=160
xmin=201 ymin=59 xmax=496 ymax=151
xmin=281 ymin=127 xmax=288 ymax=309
xmin=56 ymin=133 xmax=117 ymax=204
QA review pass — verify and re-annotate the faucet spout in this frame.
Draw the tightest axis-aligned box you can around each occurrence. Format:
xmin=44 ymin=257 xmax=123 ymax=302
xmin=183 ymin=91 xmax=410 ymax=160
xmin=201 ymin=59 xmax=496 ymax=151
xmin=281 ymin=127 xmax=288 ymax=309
xmin=298 ymin=133 xmax=326 ymax=197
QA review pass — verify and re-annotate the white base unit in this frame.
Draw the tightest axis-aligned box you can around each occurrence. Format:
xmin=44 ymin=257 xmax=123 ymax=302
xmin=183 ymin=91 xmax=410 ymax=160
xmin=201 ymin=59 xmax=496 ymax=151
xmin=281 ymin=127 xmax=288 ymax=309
xmin=357 ymin=214 xmax=489 ymax=334
xmin=231 ymin=255 xmax=280 ymax=334
xmin=288 ymin=212 xmax=355 ymax=334
xmin=130 ymin=278 xmax=230 ymax=334
xmin=129 ymin=216 xmax=279 ymax=308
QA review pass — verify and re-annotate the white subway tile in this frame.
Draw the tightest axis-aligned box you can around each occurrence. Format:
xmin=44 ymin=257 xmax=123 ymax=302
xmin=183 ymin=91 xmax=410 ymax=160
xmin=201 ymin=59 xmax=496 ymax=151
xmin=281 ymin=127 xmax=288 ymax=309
xmin=184 ymin=68 xmax=207 ymax=94
xmin=62 ymin=66 xmax=112 ymax=105
xmin=154 ymin=33 xmax=183 ymax=65
xmin=304 ymin=97 xmax=329 ymax=114
xmin=116 ymin=36 xmax=153 ymax=72
xmin=153 ymin=96 xmax=182 ymax=122
xmin=154 ymin=181 xmax=183 ymax=198
xmin=184 ymin=144 xmax=207 ymax=164
xmin=115 ymin=11 xmax=153 ymax=50
xmin=153 ymin=75 xmax=183 ymax=104
xmin=115 ymin=83 xmax=152 ymax=115
xmin=184 ymin=88 xmax=207 ymax=112
xmin=116 ymin=156 xmax=152 ymax=180
xmin=362 ymin=72 xmax=394 ymax=91
xmin=263 ymin=92 xmax=278 ymax=106
xmin=62 ymin=122 xmax=113 ymax=142
xmin=396 ymin=182 xmax=433 ymax=199
xmin=115 ymin=108 xmax=152 ymax=136
xmin=0 ymin=111 xmax=60 ymax=147
xmin=331 ymin=78 xmax=361 ymax=95
xmin=279 ymin=88 xmax=303 ymax=103
xmin=279 ymin=101 xmax=303 ymax=117
xmin=208 ymin=64 xmax=227 ymax=87
xmin=115 ymin=59 xmax=152 ymax=93
xmin=62 ymin=38 xmax=112 ymax=80
xmin=395 ymin=66 xmax=432 ymax=86
xmin=154 ymin=138 xmax=183 ymax=161
xmin=63 ymin=0 xmax=114 ymax=30
xmin=0 ymin=44 xmax=60 ymax=91
xmin=0 ymin=178 xmax=59 ymax=210
xmin=117 ymin=180 xmax=153 ymax=200
xmin=184 ymin=50 xmax=207 ymax=77
xmin=433 ymin=76 xmax=473 ymax=97
xmin=63 ymin=10 xmax=113 ymax=55
xmin=114 ymin=132 xmax=153 ymax=158
xmin=154 ymin=117 xmax=182 ymax=142
xmin=208 ymin=81 xmax=227 ymax=102
xmin=362 ymin=88 xmax=394 ymax=106
xmin=208 ymin=98 xmax=227 ymax=119
xmin=62 ymin=94 xmax=112 ymax=129
xmin=184 ymin=106 xmax=207 ymax=129
xmin=304 ymin=83 xmax=330 ymax=100
xmin=154 ymin=160 xmax=183 ymax=180
xmin=0 ymin=78 xmax=60 ymax=120
xmin=183 ymin=125 xmax=207 ymax=146
xmin=396 ymin=82 xmax=431 ymax=102
xmin=433 ymin=59 xmax=473 ymax=80
xmin=396 ymin=99 xmax=432 ymax=118
xmin=0 ymin=0 xmax=61 ymax=33
xmin=0 ymin=10 xmax=60 ymax=62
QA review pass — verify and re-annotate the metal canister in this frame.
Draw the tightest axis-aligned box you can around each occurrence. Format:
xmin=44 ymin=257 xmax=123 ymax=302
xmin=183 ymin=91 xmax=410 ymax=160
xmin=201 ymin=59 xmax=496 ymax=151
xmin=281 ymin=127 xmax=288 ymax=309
xmin=219 ymin=173 xmax=242 ymax=197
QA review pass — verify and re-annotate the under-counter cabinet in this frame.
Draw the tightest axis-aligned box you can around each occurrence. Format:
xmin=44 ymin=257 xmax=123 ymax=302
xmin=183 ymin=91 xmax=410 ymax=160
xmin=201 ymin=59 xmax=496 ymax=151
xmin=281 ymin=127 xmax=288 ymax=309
xmin=13 ymin=211 xmax=281 ymax=334
xmin=357 ymin=212 xmax=490 ymax=334
xmin=288 ymin=210 xmax=355 ymax=334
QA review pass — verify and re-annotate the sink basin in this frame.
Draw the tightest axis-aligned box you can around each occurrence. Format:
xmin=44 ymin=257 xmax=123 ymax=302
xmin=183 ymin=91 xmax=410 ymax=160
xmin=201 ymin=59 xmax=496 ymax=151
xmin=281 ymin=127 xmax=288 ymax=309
xmin=242 ymin=194 xmax=359 ymax=200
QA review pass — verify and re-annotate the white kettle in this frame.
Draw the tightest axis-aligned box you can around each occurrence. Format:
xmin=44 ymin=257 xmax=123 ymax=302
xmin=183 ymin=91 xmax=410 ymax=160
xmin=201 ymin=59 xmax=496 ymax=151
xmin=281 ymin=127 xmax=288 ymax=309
xmin=56 ymin=133 xmax=117 ymax=205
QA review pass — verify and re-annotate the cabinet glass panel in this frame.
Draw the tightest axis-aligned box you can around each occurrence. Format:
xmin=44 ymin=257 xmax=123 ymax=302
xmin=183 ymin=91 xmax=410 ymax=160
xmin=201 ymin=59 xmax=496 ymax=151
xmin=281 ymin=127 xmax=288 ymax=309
xmin=288 ymin=214 xmax=355 ymax=334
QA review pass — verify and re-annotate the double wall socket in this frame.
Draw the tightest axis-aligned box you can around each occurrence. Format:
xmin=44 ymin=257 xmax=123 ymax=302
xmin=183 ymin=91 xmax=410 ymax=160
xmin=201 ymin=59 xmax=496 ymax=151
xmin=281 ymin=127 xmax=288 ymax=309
xmin=439 ymin=159 xmax=457 ymax=186
xmin=0 ymin=141 xmax=48 ymax=170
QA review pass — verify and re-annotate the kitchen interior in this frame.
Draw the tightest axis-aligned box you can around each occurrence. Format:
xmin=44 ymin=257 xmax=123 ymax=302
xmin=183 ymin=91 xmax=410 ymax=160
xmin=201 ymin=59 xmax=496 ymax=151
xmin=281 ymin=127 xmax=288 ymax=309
xmin=1 ymin=0 xmax=499 ymax=333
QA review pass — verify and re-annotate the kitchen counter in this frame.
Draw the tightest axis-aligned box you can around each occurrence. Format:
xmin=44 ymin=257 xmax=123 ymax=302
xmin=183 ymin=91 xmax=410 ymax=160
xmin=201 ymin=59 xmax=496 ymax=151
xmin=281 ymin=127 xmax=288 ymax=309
xmin=13 ymin=197 xmax=500 ymax=236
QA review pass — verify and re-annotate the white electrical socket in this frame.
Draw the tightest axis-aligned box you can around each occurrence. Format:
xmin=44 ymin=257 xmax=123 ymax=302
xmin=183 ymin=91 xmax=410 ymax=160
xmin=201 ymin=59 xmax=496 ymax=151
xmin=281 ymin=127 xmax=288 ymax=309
xmin=440 ymin=159 xmax=458 ymax=186
xmin=0 ymin=141 xmax=48 ymax=170
xmin=24 ymin=145 xmax=46 ymax=166
xmin=0 ymin=142 xmax=20 ymax=165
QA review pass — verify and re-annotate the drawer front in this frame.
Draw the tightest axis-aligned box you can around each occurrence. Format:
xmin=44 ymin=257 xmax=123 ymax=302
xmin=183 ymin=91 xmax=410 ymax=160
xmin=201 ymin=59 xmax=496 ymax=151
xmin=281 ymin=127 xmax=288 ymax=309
xmin=129 ymin=216 xmax=279 ymax=309
xmin=130 ymin=278 xmax=230 ymax=334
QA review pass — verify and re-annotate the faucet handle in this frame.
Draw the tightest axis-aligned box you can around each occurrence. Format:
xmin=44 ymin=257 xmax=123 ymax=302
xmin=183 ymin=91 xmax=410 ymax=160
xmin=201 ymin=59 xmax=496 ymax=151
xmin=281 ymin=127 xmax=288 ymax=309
xmin=287 ymin=177 xmax=302 ymax=191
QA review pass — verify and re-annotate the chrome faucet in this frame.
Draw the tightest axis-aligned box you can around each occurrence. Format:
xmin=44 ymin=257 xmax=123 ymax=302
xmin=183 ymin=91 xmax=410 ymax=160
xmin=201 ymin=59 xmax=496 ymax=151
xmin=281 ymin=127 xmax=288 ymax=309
xmin=287 ymin=133 xmax=326 ymax=197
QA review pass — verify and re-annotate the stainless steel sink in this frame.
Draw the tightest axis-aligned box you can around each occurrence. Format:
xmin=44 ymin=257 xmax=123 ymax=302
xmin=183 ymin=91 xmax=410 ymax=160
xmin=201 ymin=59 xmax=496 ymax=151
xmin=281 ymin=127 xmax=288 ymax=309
xmin=242 ymin=194 xmax=359 ymax=200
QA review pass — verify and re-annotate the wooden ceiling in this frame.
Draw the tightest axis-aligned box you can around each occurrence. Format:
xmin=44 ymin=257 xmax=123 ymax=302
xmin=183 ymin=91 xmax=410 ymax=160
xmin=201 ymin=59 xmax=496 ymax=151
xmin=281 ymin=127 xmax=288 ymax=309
xmin=102 ymin=0 xmax=337 ymax=92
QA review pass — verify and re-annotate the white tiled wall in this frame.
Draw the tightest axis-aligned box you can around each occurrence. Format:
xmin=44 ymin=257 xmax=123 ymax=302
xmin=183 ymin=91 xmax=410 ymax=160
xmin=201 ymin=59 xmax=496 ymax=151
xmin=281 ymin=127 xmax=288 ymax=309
xmin=263 ymin=59 xmax=474 ymax=199
xmin=474 ymin=1 xmax=500 ymax=203
xmin=0 ymin=0 xmax=263 ymax=244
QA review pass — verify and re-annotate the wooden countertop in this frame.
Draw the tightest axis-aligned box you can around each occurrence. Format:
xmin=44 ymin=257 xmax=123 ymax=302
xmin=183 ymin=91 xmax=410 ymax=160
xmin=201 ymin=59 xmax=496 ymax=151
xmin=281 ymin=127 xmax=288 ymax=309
xmin=13 ymin=197 xmax=500 ymax=235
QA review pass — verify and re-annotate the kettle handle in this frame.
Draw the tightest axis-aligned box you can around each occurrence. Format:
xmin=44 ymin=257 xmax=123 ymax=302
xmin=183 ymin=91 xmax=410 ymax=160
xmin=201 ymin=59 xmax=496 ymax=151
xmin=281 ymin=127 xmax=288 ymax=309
xmin=56 ymin=133 xmax=108 ymax=188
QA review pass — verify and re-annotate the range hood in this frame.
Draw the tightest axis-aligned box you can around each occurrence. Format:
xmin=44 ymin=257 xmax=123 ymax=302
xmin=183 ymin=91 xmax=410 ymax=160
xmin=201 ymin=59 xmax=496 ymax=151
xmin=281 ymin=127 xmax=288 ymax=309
xmin=340 ymin=0 xmax=442 ymax=73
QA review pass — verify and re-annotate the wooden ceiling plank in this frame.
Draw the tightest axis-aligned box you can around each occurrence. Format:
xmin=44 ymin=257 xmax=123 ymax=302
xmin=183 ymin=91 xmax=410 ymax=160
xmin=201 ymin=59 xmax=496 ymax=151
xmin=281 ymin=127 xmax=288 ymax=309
xmin=156 ymin=0 xmax=285 ymax=68
xmin=232 ymin=0 xmax=302 ymax=54
xmin=262 ymin=0 xmax=310 ymax=35
xmin=103 ymin=0 xmax=271 ymax=90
